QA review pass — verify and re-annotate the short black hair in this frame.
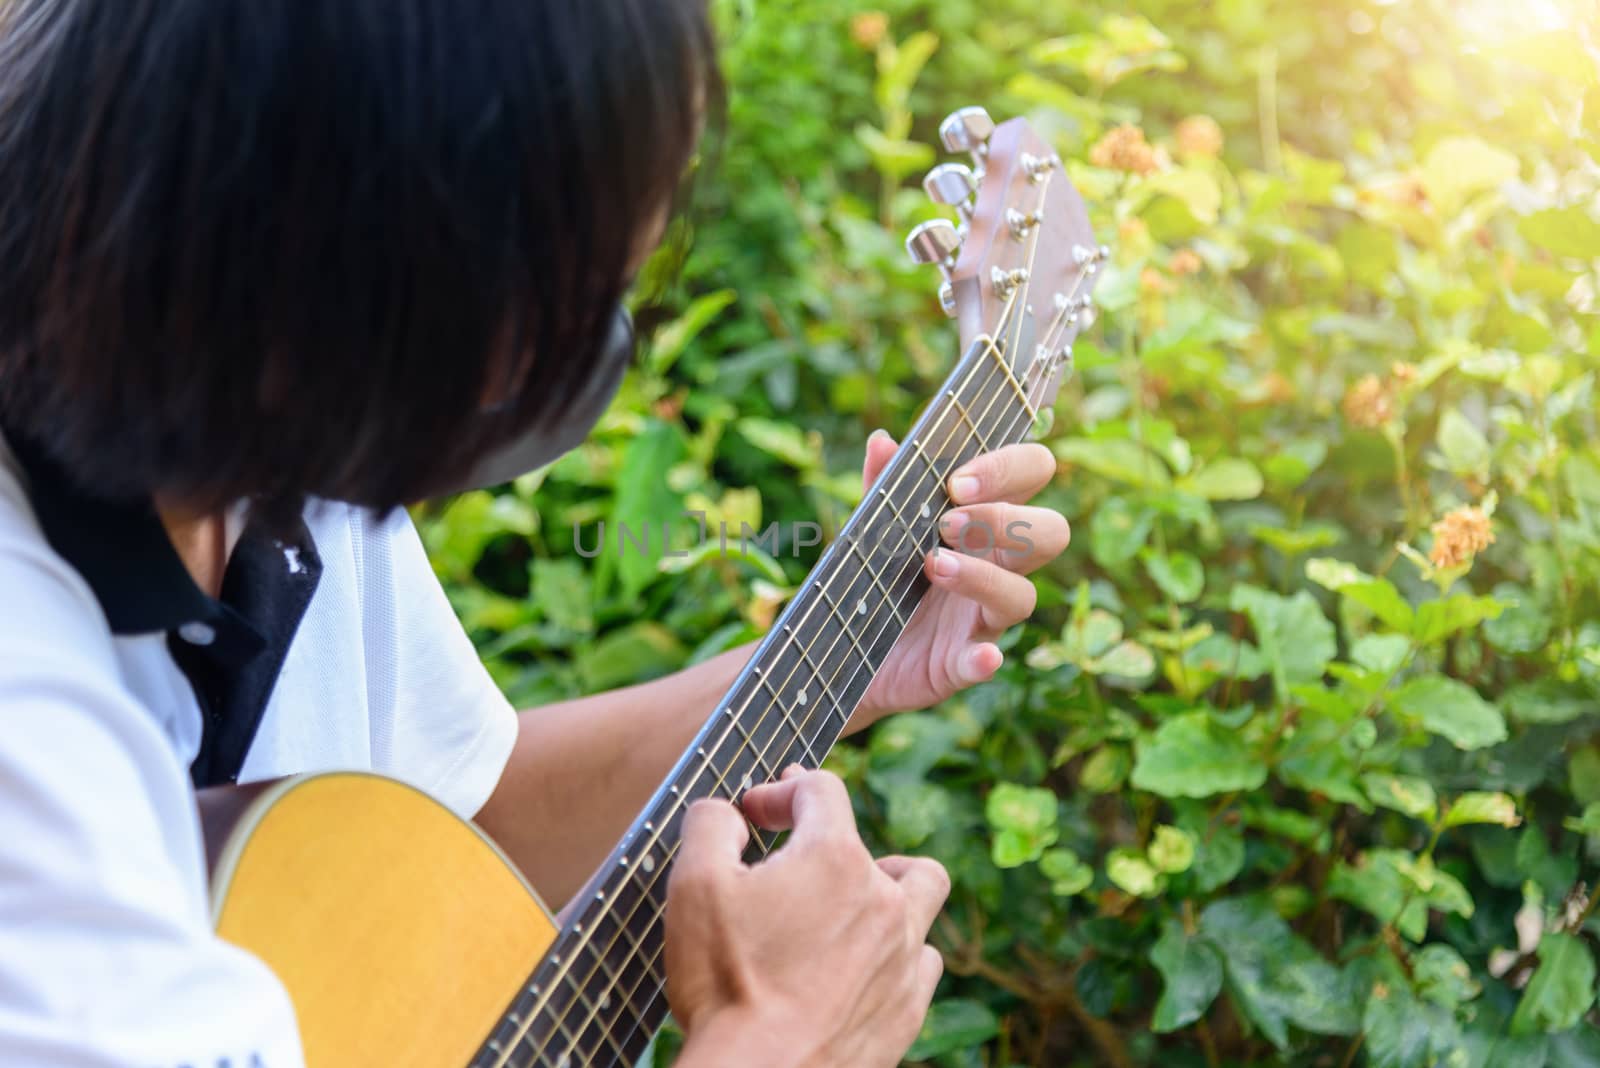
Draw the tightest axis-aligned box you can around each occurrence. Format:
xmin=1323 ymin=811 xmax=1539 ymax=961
xmin=0 ymin=0 xmax=716 ymax=514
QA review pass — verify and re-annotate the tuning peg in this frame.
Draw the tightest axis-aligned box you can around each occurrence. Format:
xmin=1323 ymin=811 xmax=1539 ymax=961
xmin=938 ymin=106 xmax=995 ymax=158
xmin=906 ymin=218 xmax=961 ymax=269
xmin=923 ymin=163 xmax=977 ymax=213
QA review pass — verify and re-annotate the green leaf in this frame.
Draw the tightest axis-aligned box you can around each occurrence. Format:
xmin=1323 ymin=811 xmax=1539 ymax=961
xmin=530 ymin=558 xmax=595 ymax=636
xmin=574 ymin=622 xmax=686 ymax=691
xmin=1107 ymin=848 xmax=1164 ymax=897
xmin=853 ymin=122 xmax=936 ymax=181
xmin=1132 ymin=711 xmax=1268 ymax=798
xmin=1053 ymin=438 xmax=1172 ymax=490
xmin=1306 ymin=558 xmax=1415 ymax=631
xmin=1419 ymin=135 xmax=1519 ymax=211
xmin=1564 ymin=802 xmax=1600 ymax=836
xmin=1414 ymin=944 xmax=1481 ymax=1010
xmin=1200 ymin=897 xmax=1360 ymax=1048
xmin=1443 ymin=791 xmax=1521 ymax=829
xmin=1148 ymin=824 xmax=1197 ymax=873
xmin=1142 ymin=549 xmax=1205 ymax=603
xmin=1412 ymin=594 xmax=1505 ymax=644
xmin=734 ymin=417 xmax=818 ymax=470
xmin=1510 ymin=933 xmax=1598 ymax=1035
xmin=1352 ymin=634 xmax=1413 ymax=674
xmin=1086 ymin=640 xmax=1157 ymax=681
xmin=985 ymin=783 xmax=1059 ymax=867
xmin=1062 ymin=607 xmax=1123 ymax=662
xmin=906 ymin=999 xmax=999 ymax=1061
xmin=1363 ymin=983 xmax=1461 ymax=1068
xmin=1519 ymin=206 xmax=1600 ymax=260
xmin=1040 ymin=848 xmax=1095 ymax=896
xmin=881 ymin=781 xmax=952 ymax=849
xmin=647 ymin=289 xmax=736 ymax=374
xmin=1149 ymin=919 xmax=1224 ymax=1032
xmin=1088 ymin=496 xmax=1154 ymax=566
xmin=1179 ymin=458 xmax=1264 ymax=500
xmin=1390 ymin=675 xmax=1508 ymax=750
xmin=1231 ymin=585 xmax=1337 ymax=688
xmin=1504 ymin=680 xmax=1588 ymax=725
xmin=608 ymin=421 xmax=688 ymax=600
xmin=1078 ymin=745 xmax=1131 ymax=793
xmin=1438 ymin=408 xmax=1491 ymax=478
xmin=1361 ymin=773 xmax=1439 ymax=821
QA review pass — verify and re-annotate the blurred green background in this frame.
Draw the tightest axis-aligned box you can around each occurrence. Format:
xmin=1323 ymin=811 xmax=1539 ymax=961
xmin=418 ymin=1 xmax=1600 ymax=1063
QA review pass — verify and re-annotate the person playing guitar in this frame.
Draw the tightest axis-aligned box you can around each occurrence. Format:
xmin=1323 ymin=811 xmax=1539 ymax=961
xmin=0 ymin=2 xmax=1079 ymax=1065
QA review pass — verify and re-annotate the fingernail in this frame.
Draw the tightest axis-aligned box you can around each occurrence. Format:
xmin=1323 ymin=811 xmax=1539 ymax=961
xmin=950 ymin=475 xmax=980 ymax=502
xmin=869 ymin=429 xmax=892 ymax=445
xmin=932 ymin=549 xmax=960 ymax=579
xmin=781 ymin=764 xmax=804 ymax=780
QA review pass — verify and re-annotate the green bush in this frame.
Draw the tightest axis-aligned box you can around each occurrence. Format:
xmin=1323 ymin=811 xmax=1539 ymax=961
xmin=419 ymin=1 xmax=1600 ymax=1063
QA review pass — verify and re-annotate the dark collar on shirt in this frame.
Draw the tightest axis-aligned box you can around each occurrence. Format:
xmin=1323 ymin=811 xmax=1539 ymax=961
xmin=5 ymin=430 xmax=325 ymax=787
xmin=5 ymin=431 xmax=274 ymax=662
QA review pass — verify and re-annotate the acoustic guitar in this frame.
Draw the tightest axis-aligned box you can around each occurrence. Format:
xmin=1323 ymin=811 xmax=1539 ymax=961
xmin=205 ymin=107 xmax=1103 ymax=1068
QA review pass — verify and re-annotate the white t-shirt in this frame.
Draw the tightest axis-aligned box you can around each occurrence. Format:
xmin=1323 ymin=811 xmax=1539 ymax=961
xmin=0 ymin=436 xmax=519 ymax=1067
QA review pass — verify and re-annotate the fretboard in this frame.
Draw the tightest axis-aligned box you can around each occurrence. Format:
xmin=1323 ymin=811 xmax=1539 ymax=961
xmin=472 ymin=333 xmax=1044 ymax=1068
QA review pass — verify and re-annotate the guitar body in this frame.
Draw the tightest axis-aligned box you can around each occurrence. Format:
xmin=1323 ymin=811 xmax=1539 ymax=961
xmin=209 ymin=773 xmax=557 ymax=1068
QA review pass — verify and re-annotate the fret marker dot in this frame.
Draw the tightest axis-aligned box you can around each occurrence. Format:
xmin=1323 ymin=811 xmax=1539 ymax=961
xmin=740 ymin=772 xmax=753 ymax=794
xmin=797 ymin=688 xmax=809 ymax=706
xmin=642 ymin=854 xmax=656 ymax=873
xmin=599 ymin=994 xmax=611 ymax=1011
xmin=920 ymin=502 xmax=932 ymax=519
xmin=856 ymin=598 xmax=868 ymax=615
xmin=556 ymin=1055 xmax=571 ymax=1068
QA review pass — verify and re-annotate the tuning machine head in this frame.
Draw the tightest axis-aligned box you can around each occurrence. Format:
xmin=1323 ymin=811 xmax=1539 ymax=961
xmin=906 ymin=218 xmax=962 ymax=318
xmin=922 ymin=162 xmax=978 ymax=218
xmin=939 ymin=106 xmax=995 ymax=165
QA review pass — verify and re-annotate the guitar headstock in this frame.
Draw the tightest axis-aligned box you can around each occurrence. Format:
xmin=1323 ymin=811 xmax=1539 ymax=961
xmin=906 ymin=107 xmax=1105 ymax=415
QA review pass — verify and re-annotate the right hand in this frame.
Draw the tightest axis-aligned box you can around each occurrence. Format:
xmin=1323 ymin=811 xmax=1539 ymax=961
xmin=664 ymin=766 xmax=950 ymax=1068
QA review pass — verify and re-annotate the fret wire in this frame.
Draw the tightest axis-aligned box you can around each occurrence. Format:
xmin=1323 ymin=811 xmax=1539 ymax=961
xmin=752 ymin=674 xmax=821 ymax=764
xmin=980 ymin=333 xmax=1038 ymax=422
xmin=843 ymin=538 xmax=907 ymax=625
xmin=944 ymin=389 xmax=994 ymax=451
xmin=783 ymin=626 xmax=847 ymax=731
xmin=490 ymin=173 xmax=1079 ymax=1064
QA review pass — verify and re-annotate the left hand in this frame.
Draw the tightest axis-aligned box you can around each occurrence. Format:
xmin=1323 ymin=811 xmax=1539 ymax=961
xmin=854 ymin=433 xmax=1069 ymax=726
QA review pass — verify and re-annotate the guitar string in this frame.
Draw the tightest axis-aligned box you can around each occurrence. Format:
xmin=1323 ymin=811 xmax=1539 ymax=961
xmin=594 ymin=323 xmax=1080 ymax=1068
xmin=594 ymin=221 xmax=1091 ymax=1066
xmin=535 ymin=208 xmax=1090 ymax=1068
xmin=550 ymin=261 xmax=1090 ymax=1068
xmin=488 ymin=288 xmax=1031 ymax=1068
xmin=493 ymin=168 xmax=1083 ymax=1067
xmin=511 ymin=178 xmax=1090 ymax=1068
xmin=562 ymin=204 xmax=1096 ymax=1068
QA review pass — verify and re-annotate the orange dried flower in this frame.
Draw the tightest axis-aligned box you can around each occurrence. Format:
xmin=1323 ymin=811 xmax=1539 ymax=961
xmin=1090 ymin=124 xmax=1159 ymax=176
xmin=1429 ymin=506 xmax=1495 ymax=569
xmin=1139 ymin=266 xmax=1174 ymax=296
xmin=1169 ymin=249 xmax=1203 ymax=276
xmin=1118 ymin=217 xmax=1149 ymax=243
xmin=849 ymin=11 xmax=889 ymax=50
xmin=1342 ymin=373 xmax=1394 ymax=429
xmin=1175 ymin=115 xmax=1224 ymax=160
xmin=1263 ymin=370 xmax=1295 ymax=405
xmin=1390 ymin=361 xmax=1420 ymax=386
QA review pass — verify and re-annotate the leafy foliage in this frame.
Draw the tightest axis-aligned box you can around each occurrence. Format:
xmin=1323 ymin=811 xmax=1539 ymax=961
xmin=420 ymin=0 xmax=1600 ymax=1063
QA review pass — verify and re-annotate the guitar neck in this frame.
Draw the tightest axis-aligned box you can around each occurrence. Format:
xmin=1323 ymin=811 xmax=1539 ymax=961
xmin=473 ymin=334 xmax=1042 ymax=1068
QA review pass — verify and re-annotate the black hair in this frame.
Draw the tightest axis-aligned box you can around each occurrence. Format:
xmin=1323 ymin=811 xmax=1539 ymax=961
xmin=0 ymin=0 xmax=717 ymax=515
